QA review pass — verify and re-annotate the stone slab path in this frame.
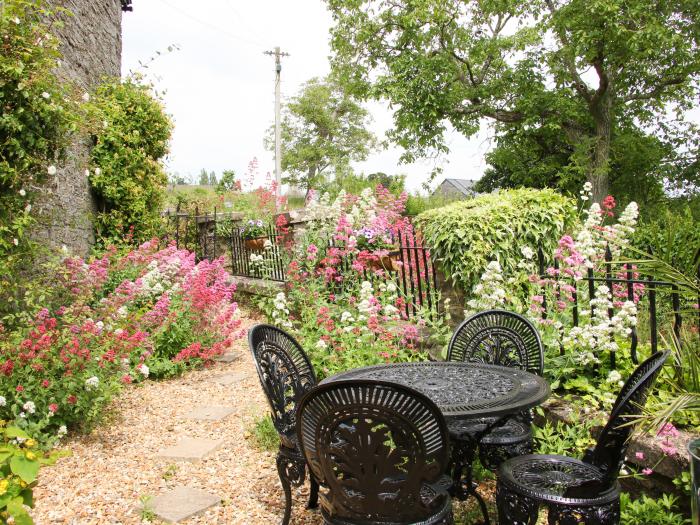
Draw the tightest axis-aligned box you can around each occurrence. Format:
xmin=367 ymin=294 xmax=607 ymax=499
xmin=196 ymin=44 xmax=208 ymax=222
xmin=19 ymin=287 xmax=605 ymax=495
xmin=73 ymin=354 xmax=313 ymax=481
xmin=31 ymin=311 xmax=320 ymax=524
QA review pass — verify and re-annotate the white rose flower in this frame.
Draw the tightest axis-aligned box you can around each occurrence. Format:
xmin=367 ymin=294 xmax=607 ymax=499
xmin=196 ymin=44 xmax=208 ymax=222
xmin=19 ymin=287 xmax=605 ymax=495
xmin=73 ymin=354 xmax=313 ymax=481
xmin=58 ymin=425 xmax=67 ymax=436
xmin=47 ymin=165 xmax=57 ymax=175
xmin=23 ymin=401 xmax=36 ymax=414
xmin=19 ymin=189 xmax=26 ymax=197
xmin=94 ymin=167 xmax=101 ymax=175
xmin=316 ymin=339 xmax=328 ymax=350
xmin=0 ymin=396 xmax=6 ymax=407
xmin=85 ymin=376 xmax=100 ymax=390
xmin=137 ymin=364 xmax=150 ymax=377
xmin=42 ymin=92 xmax=50 ymax=99
xmin=82 ymin=92 xmax=90 ymax=102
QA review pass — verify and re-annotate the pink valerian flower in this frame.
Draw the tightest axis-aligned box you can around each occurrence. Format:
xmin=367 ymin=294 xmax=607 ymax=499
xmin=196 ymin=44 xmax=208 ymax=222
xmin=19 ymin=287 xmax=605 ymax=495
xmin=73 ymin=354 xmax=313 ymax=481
xmin=306 ymin=244 xmax=319 ymax=261
xmin=48 ymin=403 xmax=58 ymax=413
xmin=642 ymin=468 xmax=653 ymax=476
xmin=657 ymin=422 xmax=680 ymax=438
xmin=660 ymin=443 xmax=678 ymax=456
xmin=634 ymin=451 xmax=645 ymax=460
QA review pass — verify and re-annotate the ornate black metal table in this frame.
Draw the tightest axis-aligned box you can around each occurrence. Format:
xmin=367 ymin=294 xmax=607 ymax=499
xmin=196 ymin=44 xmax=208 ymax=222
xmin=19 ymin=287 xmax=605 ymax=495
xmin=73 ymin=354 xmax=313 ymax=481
xmin=321 ymin=361 xmax=550 ymax=524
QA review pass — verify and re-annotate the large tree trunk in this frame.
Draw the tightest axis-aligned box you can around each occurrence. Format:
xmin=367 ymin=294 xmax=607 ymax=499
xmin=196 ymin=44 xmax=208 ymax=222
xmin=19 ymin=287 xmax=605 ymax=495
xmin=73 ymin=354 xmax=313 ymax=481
xmin=588 ymin=91 xmax=613 ymax=203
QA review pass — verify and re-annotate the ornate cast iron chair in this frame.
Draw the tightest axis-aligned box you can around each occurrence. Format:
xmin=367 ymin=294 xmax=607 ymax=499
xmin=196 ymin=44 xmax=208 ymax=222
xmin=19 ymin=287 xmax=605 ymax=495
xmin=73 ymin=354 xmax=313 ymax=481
xmin=248 ymin=324 xmax=319 ymax=525
xmin=496 ymin=350 xmax=670 ymax=525
xmin=297 ymin=380 xmax=455 ymax=525
xmin=446 ymin=310 xmax=544 ymax=473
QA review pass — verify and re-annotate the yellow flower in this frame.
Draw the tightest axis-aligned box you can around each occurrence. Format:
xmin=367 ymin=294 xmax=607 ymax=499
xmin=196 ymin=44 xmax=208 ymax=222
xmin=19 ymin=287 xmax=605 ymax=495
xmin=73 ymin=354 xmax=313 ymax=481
xmin=0 ymin=479 xmax=8 ymax=495
xmin=25 ymin=451 xmax=37 ymax=461
xmin=19 ymin=480 xmax=27 ymax=488
xmin=25 ymin=439 xmax=37 ymax=448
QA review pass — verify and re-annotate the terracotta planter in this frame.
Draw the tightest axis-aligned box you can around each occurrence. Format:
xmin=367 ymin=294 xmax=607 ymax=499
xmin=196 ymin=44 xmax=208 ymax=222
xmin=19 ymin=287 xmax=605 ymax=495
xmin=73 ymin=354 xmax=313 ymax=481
xmin=371 ymin=254 xmax=400 ymax=272
xmin=244 ymin=237 xmax=266 ymax=250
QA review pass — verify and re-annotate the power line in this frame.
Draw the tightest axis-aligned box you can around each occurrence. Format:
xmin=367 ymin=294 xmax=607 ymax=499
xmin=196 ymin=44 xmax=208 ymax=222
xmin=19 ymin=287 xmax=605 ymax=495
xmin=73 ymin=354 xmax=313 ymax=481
xmin=153 ymin=0 xmax=265 ymax=49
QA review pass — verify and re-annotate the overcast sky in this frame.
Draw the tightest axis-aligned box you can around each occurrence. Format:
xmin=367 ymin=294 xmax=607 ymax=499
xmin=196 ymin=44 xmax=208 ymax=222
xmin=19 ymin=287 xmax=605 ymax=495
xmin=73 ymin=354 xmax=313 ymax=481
xmin=121 ymin=0 xmax=490 ymax=193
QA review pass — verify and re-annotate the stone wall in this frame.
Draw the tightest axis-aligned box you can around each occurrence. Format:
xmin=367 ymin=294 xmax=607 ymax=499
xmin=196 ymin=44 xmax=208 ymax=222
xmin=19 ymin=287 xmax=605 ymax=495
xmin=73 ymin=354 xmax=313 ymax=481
xmin=34 ymin=0 xmax=123 ymax=256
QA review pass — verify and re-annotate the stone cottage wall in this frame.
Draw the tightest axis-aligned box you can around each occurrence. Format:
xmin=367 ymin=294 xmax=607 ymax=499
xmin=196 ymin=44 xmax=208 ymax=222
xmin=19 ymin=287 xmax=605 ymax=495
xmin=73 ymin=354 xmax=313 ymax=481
xmin=34 ymin=0 xmax=123 ymax=256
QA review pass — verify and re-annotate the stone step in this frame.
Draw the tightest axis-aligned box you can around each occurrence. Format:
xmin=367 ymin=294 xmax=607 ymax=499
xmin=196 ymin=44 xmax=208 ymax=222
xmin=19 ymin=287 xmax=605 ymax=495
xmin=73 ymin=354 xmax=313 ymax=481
xmin=214 ymin=352 xmax=240 ymax=363
xmin=148 ymin=485 xmax=221 ymax=523
xmin=213 ymin=371 xmax=248 ymax=385
xmin=184 ymin=405 xmax=236 ymax=421
xmin=157 ymin=437 xmax=224 ymax=462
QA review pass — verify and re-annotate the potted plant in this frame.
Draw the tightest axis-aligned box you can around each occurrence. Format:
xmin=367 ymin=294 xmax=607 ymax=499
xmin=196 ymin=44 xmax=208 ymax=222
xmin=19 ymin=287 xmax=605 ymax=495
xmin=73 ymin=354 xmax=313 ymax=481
xmin=355 ymin=227 xmax=400 ymax=272
xmin=241 ymin=219 xmax=268 ymax=250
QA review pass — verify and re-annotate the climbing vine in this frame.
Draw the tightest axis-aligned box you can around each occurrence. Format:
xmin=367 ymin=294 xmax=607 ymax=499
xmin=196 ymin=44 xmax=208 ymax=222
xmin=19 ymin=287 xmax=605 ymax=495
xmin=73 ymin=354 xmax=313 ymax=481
xmin=86 ymin=76 xmax=173 ymax=244
xmin=0 ymin=0 xmax=77 ymax=257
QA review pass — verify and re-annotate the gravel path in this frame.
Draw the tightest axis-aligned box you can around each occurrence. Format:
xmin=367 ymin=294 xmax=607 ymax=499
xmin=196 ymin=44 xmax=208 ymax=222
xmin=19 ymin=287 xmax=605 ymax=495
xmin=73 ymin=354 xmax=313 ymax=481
xmin=32 ymin=310 xmax=318 ymax=524
xmin=31 ymin=308 xmax=493 ymax=524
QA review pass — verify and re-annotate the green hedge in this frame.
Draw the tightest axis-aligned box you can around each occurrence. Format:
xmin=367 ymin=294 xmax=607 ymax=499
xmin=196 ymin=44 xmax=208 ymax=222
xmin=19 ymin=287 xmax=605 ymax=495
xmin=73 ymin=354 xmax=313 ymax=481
xmin=416 ymin=188 xmax=578 ymax=292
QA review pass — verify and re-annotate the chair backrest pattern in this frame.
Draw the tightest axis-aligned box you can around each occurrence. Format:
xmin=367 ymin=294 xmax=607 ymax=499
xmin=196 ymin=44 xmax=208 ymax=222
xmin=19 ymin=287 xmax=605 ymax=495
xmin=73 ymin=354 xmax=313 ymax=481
xmin=585 ymin=350 xmax=670 ymax=481
xmin=447 ymin=310 xmax=544 ymax=375
xmin=249 ymin=324 xmax=317 ymax=438
xmin=297 ymin=380 xmax=450 ymax=523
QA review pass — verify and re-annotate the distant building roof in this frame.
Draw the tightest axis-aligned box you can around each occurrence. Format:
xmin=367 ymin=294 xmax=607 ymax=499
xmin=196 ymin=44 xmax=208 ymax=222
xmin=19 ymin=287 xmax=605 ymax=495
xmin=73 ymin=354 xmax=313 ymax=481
xmin=438 ymin=178 xmax=477 ymax=196
xmin=121 ymin=0 xmax=133 ymax=12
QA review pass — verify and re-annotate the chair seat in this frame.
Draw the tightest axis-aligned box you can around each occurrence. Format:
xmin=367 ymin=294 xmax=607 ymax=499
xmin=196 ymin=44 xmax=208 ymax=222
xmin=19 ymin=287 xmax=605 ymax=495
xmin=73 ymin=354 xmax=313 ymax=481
xmin=498 ymin=454 xmax=620 ymax=505
xmin=447 ymin=416 xmax=531 ymax=445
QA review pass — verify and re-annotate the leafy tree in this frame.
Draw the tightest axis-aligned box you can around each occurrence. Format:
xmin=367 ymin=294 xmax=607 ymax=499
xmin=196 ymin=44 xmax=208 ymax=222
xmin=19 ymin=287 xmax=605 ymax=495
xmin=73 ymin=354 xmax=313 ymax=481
xmin=267 ymin=77 xmax=377 ymax=195
xmin=327 ymin=0 xmax=700 ymax=201
xmin=169 ymin=172 xmax=186 ymax=185
xmin=198 ymin=169 xmax=209 ymax=186
xmin=216 ymin=170 xmax=238 ymax=194
xmin=477 ymin=124 xmax=672 ymax=208
xmin=208 ymin=171 xmax=217 ymax=185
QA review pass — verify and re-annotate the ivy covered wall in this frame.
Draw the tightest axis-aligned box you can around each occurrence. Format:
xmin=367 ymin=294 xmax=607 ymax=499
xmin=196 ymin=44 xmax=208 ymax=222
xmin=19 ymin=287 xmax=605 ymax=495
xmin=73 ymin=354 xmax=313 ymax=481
xmin=35 ymin=0 xmax=124 ymax=255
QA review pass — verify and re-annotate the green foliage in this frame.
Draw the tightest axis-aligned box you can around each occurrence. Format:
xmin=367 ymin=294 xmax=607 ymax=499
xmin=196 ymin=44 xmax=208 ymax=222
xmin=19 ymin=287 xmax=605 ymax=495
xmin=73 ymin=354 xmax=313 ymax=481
xmin=0 ymin=0 xmax=78 ymax=319
xmin=325 ymin=172 xmax=406 ymax=200
xmin=633 ymin=207 xmax=700 ymax=275
xmin=415 ymin=188 xmax=577 ymax=293
xmin=249 ymin=414 xmax=280 ymax=452
xmin=533 ymin=418 xmax=599 ymax=457
xmin=404 ymin=193 xmax=465 ymax=217
xmin=269 ymin=76 xmax=376 ymax=194
xmin=216 ymin=170 xmax=238 ymax=194
xmin=477 ymin=125 xmax=673 ymax=209
xmin=619 ymin=493 xmax=689 ymax=525
xmin=87 ymin=76 xmax=173 ymax=244
xmin=327 ymin=0 xmax=700 ymax=199
xmin=0 ymin=423 xmax=62 ymax=525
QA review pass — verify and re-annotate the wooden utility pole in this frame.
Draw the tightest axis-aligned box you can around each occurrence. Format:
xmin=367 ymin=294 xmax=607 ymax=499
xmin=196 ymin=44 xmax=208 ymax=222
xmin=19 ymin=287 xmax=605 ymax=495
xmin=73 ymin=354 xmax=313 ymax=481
xmin=264 ymin=46 xmax=289 ymax=207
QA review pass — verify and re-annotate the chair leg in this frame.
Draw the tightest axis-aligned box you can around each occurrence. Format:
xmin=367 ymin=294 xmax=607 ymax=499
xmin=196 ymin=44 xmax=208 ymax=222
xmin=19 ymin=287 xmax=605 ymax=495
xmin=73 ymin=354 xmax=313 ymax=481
xmin=307 ymin=477 xmax=319 ymax=509
xmin=496 ymin=480 xmax=539 ymax=525
xmin=276 ymin=452 xmax=294 ymax=525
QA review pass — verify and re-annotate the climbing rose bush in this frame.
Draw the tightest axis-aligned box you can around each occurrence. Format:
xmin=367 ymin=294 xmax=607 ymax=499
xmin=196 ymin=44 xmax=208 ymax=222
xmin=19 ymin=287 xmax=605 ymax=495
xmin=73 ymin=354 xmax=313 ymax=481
xmin=0 ymin=240 xmax=243 ymax=442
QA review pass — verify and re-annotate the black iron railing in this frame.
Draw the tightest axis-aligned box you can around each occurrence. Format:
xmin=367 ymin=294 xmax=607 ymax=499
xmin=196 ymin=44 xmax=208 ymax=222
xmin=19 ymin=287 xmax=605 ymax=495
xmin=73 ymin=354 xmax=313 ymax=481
xmin=161 ymin=208 xmax=287 ymax=281
xmin=327 ymin=228 xmax=440 ymax=319
xmin=161 ymin=210 xmax=439 ymax=318
xmin=537 ymin=243 xmax=699 ymax=368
